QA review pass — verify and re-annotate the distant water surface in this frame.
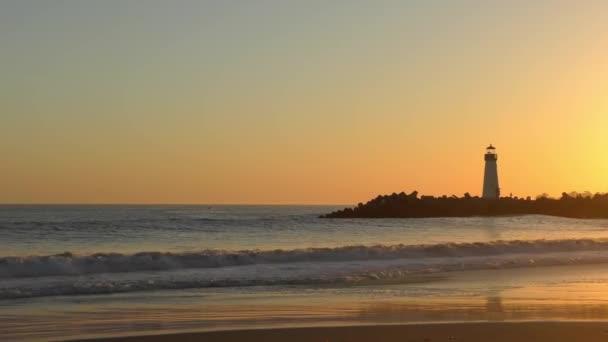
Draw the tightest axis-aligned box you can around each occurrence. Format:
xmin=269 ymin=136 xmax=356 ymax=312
xmin=4 ymin=205 xmax=608 ymax=256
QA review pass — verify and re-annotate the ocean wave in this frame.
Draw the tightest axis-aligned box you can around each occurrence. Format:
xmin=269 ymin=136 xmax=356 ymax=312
xmin=3 ymin=249 xmax=608 ymax=300
xmin=2 ymin=239 xmax=608 ymax=279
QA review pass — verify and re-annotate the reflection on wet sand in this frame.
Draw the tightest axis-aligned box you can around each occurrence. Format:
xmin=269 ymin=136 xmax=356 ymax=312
xmin=357 ymin=295 xmax=608 ymax=323
xmin=6 ymin=288 xmax=608 ymax=341
xmin=5 ymin=263 xmax=608 ymax=341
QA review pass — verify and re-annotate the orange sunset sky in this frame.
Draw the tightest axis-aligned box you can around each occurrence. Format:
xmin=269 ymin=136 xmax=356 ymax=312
xmin=1 ymin=1 xmax=608 ymax=204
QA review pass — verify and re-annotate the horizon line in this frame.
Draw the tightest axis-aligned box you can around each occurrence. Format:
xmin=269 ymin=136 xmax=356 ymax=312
xmin=0 ymin=203 xmax=353 ymax=206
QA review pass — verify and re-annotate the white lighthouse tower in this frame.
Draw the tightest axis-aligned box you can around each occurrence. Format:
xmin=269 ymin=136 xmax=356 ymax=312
xmin=482 ymin=144 xmax=500 ymax=199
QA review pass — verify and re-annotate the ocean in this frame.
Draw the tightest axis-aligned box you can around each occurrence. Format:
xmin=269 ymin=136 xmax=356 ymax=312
xmin=3 ymin=205 xmax=608 ymax=341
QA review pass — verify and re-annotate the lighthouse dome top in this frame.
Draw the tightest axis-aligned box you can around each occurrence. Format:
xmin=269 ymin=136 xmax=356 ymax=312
xmin=486 ymin=144 xmax=496 ymax=150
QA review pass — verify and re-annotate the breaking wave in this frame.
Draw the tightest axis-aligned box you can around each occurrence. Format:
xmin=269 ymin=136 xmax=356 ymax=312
xmin=2 ymin=238 xmax=608 ymax=279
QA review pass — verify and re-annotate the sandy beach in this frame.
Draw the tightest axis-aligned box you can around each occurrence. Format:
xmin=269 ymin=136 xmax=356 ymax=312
xmin=73 ymin=322 xmax=608 ymax=342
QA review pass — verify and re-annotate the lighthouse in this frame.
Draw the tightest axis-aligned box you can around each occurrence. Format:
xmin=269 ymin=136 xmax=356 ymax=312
xmin=482 ymin=144 xmax=500 ymax=199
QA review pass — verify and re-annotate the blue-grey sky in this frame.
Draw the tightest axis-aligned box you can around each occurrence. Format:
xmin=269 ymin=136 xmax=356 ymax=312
xmin=2 ymin=1 xmax=608 ymax=203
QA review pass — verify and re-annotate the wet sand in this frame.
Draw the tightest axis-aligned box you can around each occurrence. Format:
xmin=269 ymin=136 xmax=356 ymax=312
xmin=74 ymin=322 xmax=608 ymax=342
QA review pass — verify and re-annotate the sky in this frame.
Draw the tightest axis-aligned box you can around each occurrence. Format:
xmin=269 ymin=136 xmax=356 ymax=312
xmin=1 ymin=0 xmax=608 ymax=204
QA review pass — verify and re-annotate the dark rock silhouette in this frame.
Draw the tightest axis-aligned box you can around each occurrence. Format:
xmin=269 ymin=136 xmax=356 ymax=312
xmin=321 ymin=191 xmax=608 ymax=219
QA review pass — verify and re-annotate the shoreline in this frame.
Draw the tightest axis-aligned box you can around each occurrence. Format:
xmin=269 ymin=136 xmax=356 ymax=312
xmin=71 ymin=321 xmax=608 ymax=341
xmin=13 ymin=263 xmax=608 ymax=341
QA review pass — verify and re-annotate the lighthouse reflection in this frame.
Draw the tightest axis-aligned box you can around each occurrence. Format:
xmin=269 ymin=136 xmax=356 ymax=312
xmin=485 ymin=292 xmax=505 ymax=320
xmin=482 ymin=217 xmax=501 ymax=241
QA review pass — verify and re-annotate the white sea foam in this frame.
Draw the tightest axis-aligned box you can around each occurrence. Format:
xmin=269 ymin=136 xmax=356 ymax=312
xmin=2 ymin=248 xmax=608 ymax=300
xmin=1 ymin=238 xmax=608 ymax=279
xmin=0 ymin=239 xmax=608 ymax=279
